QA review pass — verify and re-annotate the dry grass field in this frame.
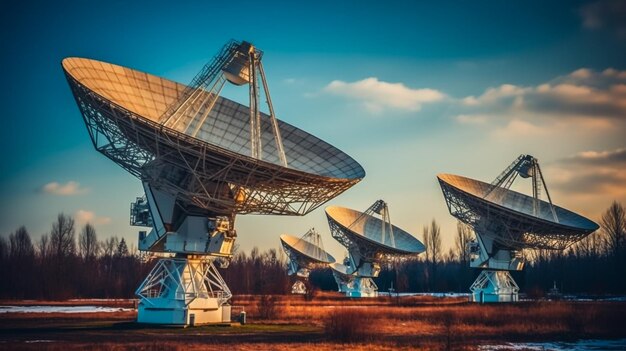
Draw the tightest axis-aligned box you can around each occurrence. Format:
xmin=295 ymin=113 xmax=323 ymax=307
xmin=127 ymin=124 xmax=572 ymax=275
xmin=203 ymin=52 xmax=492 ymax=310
xmin=1 ymin=293 xmax=626 ymax=350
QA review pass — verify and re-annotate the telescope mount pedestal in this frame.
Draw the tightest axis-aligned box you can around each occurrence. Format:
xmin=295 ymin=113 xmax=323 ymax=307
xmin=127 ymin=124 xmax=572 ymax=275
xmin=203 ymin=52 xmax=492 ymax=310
xmin=136 ymin=256 xmax=232 ymax=326
xmin=467 ymin=233 xmax=523 ymax=303
xmin=470 ymin=270 xmax=519 ymax=303
xmin=331 ymin=269 xmax=378 ymax=298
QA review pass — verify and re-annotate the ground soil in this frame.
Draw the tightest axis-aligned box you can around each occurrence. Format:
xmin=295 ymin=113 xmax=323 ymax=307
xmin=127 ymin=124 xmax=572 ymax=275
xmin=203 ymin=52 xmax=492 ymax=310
xmin=1 ymin=293 xmax=625 ymax=350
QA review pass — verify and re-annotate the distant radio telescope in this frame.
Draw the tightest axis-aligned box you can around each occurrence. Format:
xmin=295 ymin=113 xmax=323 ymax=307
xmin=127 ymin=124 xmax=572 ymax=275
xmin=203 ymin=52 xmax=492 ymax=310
xmin=326 ymin=200 xmax=425 ymax=297
xmin=280 ymin=229 xmax=335 ymax=294
xmin=438 ymin=154 xmax=598 ymax=303
xmin=63 ymin=40 xmax=365 ymax=325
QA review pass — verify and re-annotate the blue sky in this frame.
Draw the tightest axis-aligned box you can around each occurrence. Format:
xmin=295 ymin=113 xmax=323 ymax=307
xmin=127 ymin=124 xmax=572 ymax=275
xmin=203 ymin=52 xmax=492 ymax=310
xmin=1 ymin=0 xmax=625 ymax=257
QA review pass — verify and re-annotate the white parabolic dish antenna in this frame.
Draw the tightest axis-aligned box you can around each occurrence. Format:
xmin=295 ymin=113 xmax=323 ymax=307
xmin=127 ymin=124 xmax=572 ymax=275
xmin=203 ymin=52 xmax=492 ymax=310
xmin=63 ymin=40 xmax=365 ymax=325
xmin=280 ymin=233 xmax=335 ymax=265
xmin=438 ymin=154 xmax=598 ymax=303
xmin=280 ymin=230 xmax=335 ymax=294
xmin=326 ymin=206 xmax=425 ymax=255
xmin=326 ymin=200 xmax=425 ymax=297
xmin=438 ymin=173 xmax=598 ymax=249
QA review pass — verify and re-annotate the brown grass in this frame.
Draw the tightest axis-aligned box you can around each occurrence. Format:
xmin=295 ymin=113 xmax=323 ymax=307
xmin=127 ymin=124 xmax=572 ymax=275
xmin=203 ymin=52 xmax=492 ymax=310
xmin=323 ymin=308 xmax=374 ymax=342
xmin=1 ymin=295 xmax=626 ymax=350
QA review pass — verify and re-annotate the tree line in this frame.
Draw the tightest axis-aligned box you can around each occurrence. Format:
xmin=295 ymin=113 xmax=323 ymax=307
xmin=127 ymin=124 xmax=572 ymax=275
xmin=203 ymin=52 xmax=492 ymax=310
xmin=1 ymin=201 xmax=624 ymax=299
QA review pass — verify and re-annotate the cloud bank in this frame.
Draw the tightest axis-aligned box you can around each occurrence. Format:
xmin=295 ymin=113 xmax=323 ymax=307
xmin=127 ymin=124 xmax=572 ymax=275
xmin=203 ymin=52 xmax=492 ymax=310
xmin=456 ymin=67 xmax=626 ymax=139
xmin=324 ymin=77 xmax=445 ymax=113
xmin=42 ymin=181 xmax=89 ymax=196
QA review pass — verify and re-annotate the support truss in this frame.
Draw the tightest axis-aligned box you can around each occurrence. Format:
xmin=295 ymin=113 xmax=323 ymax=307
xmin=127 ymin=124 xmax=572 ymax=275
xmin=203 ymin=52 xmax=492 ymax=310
xmin=136 ymin=257 xmax=232 ymax=307
xmin=470 ymin=270 xmax=519 ymax=303
xmin=66 ymin=73 xmax=361 ymax=216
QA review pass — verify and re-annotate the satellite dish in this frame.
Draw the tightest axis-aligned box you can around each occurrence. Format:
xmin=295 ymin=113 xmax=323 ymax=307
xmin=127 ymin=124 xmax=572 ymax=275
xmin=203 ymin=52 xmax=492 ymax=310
xmin=280 ymin=229 xmax=335 ymax=294
xmin=438 ymin=154 xmax=598 ymax=303
xmin=62 ymin=40 xmax=365 ymax=325
xmin=325 ymin=200 xmax=425 ymax=297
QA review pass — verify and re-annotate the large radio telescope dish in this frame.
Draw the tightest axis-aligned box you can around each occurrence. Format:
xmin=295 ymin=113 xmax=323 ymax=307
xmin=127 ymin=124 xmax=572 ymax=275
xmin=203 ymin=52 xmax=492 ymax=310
xmin=438 ymin=154 xmax=598 ymax=303
xmin=280 ymin=233 xmax=335 ymax=266
xmin=326 ymin=200 xmax=424 ymax=297
xmin=438 ymin=173 xmax=597 ymax=250
xmin=62 ymin=56 xmax=364 ymax=217
xmin=280 ymin=229 xmax=335 ymax=294
xmin=326 ymin=205 xmax=425 ymax=256
xmin=63 ymin=40 xmax=364 ymax=325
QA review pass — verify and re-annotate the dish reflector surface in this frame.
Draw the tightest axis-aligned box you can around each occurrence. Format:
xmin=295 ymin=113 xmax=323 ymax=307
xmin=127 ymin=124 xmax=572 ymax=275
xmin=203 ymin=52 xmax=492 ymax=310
xmin=325 ymin=206 xmax=425 ymax=254
xmin=280 ymin=234 xmax=335 ymax=264
xmin=438 ymin=173 xmax=598 ymax=232
xmin=62 ymin=57 xmax=364 ymax=180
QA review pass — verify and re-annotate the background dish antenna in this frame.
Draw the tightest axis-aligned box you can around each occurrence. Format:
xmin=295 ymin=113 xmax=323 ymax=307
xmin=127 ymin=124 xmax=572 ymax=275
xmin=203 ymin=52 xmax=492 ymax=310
xmin=437 ymin=154 xmax=598 ymax=303
xmin=280 ymin=229 xmax=335 ymax=294
xmin=326 ymin=200 xmax=424 ymax=297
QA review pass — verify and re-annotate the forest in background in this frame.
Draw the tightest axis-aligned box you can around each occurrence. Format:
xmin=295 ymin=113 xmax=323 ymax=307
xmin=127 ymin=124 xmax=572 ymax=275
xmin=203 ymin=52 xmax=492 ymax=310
xmin=0 ymin=201 xmax=624 ymax=299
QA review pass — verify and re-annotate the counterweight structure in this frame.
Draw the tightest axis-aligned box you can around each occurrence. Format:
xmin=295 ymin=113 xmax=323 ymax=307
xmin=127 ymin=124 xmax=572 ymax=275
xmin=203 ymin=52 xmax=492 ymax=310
xmin=438 ymin=155 xmax=598 ymax=303
xmin=63 ymin=40 xmax=365 ymax=326
xmin=280 ymin=229 xmax=335 ymax=294
xmin=326 ymin=200 xmax=425 ymax=297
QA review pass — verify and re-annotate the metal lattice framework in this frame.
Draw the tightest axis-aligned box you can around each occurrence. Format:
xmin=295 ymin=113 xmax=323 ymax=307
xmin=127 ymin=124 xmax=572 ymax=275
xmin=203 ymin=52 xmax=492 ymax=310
xmin=330 ymin=263 xmax=378 ymax=295
xmin=326 ymin=202 xmax=423 ymax=296
xmin=326 ymin=202 xmax=425 ymax=263
xmin=63 ymin=55 xmax=364 ymax=218
xmin=136 ymin=257 xmax=232 ymax=307
xmin=328 ymin=214 xmax=388 ymax=263
xmin=438 ymin=156 xmax=598 ymax=303
xmin=470 ymin=271 xmax=519 ymax=298
xmin=483 ymin=155 xmax=558 ymax=222
xmin=63 ymin=41 xmax=365 ymax=323
xmin=438 ymin=172 xmax=597 ymax=250
xmin=348 ymin=200 xmax=395 ymax=248
xmin=280 ymin=229 xmax=335 ymax=273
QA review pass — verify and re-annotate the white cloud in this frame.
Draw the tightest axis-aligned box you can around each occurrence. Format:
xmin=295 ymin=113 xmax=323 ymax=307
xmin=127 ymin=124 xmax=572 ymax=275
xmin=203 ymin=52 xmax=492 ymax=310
xmin=75 ymin=209 xmax=111 ymax=225
xmin=602 ymin=68 xmax=626 ymax=79
xmin=570 ymin=68 xmax=593 ymax=79
xmin=546 ymin=147 xmax=626 ymax=203
xmin=462 ymin=68 xmax=626 ymax=118
xmin=561 ymin=147 xmax=626 ymax=165
xmin=492 ymin=119 xmax=547 ymax=139
xmin=462 ymin=84 xmax=529 ymax=107
xmin=42 ymin=181 xmax=89 ymax=196
xmin=456 ymin=114 xmax=488 ymax=124
xmin=454 ymin=68 xmax=626 ymax=142
xmin=324 ymin=77 xmax=445 ymax=113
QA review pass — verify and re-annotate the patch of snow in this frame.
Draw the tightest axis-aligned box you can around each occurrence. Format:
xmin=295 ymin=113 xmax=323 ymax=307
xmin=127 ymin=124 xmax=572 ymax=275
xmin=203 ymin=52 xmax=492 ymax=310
xmin=0 ymin=305 xmax=133 ymax=314
xmin=378 ymin=292 xmax=470 ymax=298
xmin=25 ymin=340 xmax=54 ymax=343
xmin=480 ymin=338 xmax=626 ymax=351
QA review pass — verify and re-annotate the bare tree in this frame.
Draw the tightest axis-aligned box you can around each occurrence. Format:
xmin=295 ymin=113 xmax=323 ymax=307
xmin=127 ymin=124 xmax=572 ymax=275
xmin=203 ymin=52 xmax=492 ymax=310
xmin=79 ymin=223 xmax=99 ymax=260
xmin=0 ymin=236 xmax=8 ymax=262
xmin=601 ymin=201 xmax=626 ymax=259
xmin=102 ymin=236 xmax=118 ymax=258
xmin=429 ymin=219 xmax=442 ymax=266
xmin=50 ymin=213 xmax=76 ymax=258
xmin=422 ymin=219 xmax=442 ymax=290
xmin=455 ymin=222 xmax=473 ymax=265
xmin=116 ymin=238 xmax=129 ymax=257
xmin=9 ymin=226 xmax=34 ymax=260
xmin=570 ymin=230 xmax=601 ymax=258
xmin=422 ymin=225 xmax=430 ymax=262
xmin=37 ymin=234 xmax=50 ymax=259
